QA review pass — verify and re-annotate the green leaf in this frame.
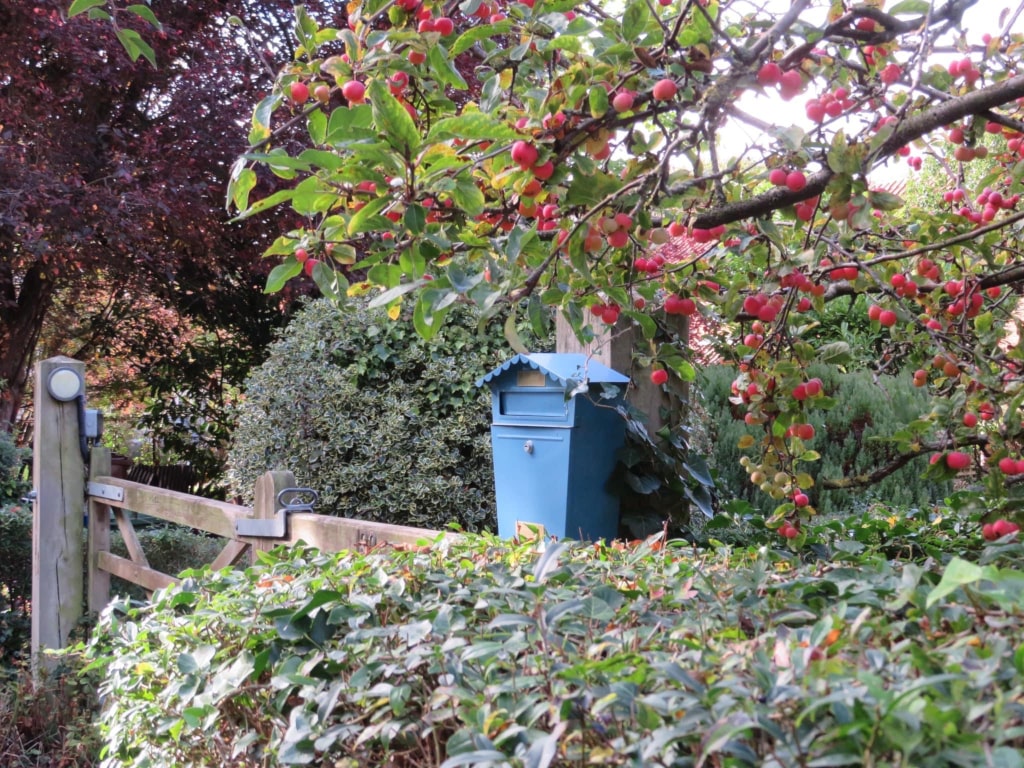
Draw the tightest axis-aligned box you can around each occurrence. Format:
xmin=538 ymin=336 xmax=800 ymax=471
xmin=622 ymin=0 xmax=651 ymax=41
xmin=413 ymin=297 xmax=449 ymax=340
xmin=926 ymin=557 xmax=996 ymax=607
xmin=682 ymin=456 xmax=714 ymax=487
xmin=427 ymin=113 xmax=518 ymax=143
xmin=504 ymin=313 xmax=530 ymax=355
xmin=588 ymin=84 xmax=609 ymax=118
xmin=450 ymin=178 xmax=486 ymax=218
xmin=235 ymin=187 xmax=297 ymax=219
xmin=250 ymin=95 xmax=279 ymax=146
xmin=307 ymin=110 xmax=328 ymax=146
xmin=367 ymin=79 xmax=421 ymax=155
xmin=228 ymin=166 xmax=257 ymax=212
xmin=404 ymin=204 xmax=427 ymax=235
xmin=868 ymin=190 xmax=905 ymax=211
xmin=326 ymin=104 xmax=375 ymax=144
xmin=451 ymin=21 xmax=513 ymax=56
xmin=312 ymin=262 xmax=347 ymax=302
xmin=293 ymin=4 xmax=319 ymax=55
xmin=428 ymin=45 xmax=469 ymax=90
xmin=533 ymin=540 xmax=569 ymax=583
xmin=347 ymin=195 xmax=391 ymax=235
xmin=114 ymin=28 xmax=157 ymax=67
xmin=816 ymin=341 xmax=853 ymax=365
xmin=297 ymin=149 xmax=344 ymax=172
xmin=566 ymin=169 xmax=620 ymax=207
xmin=126 ymin=4 xmax=162 ymax=29
xmin=264 ymin=260 xmax=303 ymax=293
xmin=888 ymin=0 xmax=931 ymax=13
xmin=68 ymin=0 xmax=107 ymax=17
xmin=368 ymin=280 xmax=421 ymax=308
xmin=826 ymin=130 xmax=859 ymax=175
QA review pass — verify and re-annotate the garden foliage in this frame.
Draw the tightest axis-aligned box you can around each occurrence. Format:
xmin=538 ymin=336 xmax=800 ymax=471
xmin=699 ymin=365 xmax=953 ymax=516
xmin=0 ymin=505 xmax=31 ymax=669
xmin=227 ymin=297 xmax=552 ymax=532
xmin=85 ymin=526 xmax=1024 ymax=767
xmin=0 ymin=429 xmax=28 ymax=505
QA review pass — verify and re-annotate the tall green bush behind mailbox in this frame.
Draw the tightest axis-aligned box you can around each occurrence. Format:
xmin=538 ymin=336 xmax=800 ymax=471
xmin=476 ymin=353 xmax=630 ymax=541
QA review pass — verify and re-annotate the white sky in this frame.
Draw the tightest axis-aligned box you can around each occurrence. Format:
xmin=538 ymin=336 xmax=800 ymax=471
xmin=718 ymin=0 xmax=1022 ymax=182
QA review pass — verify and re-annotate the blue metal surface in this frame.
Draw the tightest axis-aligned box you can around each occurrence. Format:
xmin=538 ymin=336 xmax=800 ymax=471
xmin=475 ymin=352 xmax=631 ymax=388
xmin=478 ymin=353 xmax=629 ymax=541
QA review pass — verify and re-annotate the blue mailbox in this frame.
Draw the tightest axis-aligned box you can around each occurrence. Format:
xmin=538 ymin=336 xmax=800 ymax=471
xmin=476 ymin=353 xmax=630 ymax=541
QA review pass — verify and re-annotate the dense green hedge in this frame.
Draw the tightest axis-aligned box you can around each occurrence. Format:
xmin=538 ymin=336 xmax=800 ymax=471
xmin=698 ymin=364 xmax=952 ymax=516
xmin=85 ymin=527 xmax=1024 ymax=767
xmin=227 ymin=298 xmax=553 ymax=532
xmin=0 ymin=430 xmax=28 ymax=505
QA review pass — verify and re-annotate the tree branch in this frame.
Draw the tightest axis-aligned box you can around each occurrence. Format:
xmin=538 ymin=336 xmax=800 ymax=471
xmin=821 ymin=434 xmax=989 ymax=490
xmin=691 ymin=74 xmax=1024 ymax=229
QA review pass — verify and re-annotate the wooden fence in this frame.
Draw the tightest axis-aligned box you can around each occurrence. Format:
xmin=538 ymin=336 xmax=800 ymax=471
xmin=31 ymin=356 xmax=448 ymax=674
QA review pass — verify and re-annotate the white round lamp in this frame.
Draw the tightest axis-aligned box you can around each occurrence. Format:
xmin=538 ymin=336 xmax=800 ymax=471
xmin=46 ymin=367 xmax=85 ymax=402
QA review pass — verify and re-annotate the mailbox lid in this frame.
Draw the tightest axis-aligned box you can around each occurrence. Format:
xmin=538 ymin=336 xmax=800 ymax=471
xmin=475 ymin=353 xmax=630 ymax=390
xmin=477 ymin=353 xmax=629 ymax=426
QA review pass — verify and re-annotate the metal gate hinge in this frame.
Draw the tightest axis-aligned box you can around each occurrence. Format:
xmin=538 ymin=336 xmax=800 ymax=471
xmin=235 ymin=487 xmax=318 ymax=538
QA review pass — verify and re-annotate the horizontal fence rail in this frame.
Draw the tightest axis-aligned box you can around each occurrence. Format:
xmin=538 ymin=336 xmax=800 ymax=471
xmin=85 ymin=447 xmax=450 ymax=614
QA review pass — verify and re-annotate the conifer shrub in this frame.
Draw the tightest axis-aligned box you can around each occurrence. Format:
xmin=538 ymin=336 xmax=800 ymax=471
xmin=698 ymin=365 xmax=952 ymax=516
xmin=227 ymin=298 xmax=552 ymax=532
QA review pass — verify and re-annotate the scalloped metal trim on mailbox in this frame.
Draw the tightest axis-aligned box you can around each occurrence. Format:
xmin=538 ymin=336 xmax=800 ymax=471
xmin=474 ymin=353 xmax=630 ymax=390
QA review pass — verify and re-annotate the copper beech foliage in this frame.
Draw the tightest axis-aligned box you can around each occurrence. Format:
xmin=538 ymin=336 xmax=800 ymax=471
xmin=96 ymin=0 xmax=1024 ymax=524
xmin=0 ymin=1 xmax=328 ymax=430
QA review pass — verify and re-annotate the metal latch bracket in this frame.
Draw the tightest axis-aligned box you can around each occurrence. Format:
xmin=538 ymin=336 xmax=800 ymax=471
xmin=87 ymin=481 xmax=125 ymax=502
xmin=235 ymin=487 xmax=318 ymax=538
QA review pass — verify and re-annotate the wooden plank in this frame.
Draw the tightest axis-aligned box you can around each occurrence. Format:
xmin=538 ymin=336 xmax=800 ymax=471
xmin=88 ymin=448 xmax=112 ymax=614
xmin=282 ymin=514 xmax=451 ymax=553
xmin=32 ymin=356 xmax=85 ymax=674
xmin=250 ymin=471 xmax=296 ymax=561
xmin=209 ymin=539 xmax=250 ymax=571
xmin=96 ymin=551 xmax=177 ymax=593
xmin=88 ymin=476 xmax=250 ymax=538
xmin=114 ymin=509 xmax=149 ymax=566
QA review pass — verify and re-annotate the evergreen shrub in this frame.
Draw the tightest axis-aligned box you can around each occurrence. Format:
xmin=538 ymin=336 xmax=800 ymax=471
xmin=0 ymin=505 xmax=32 ymax=668
xmin=698 ymin=364 xmax=952 ymax=516
xmin=0 ymin=429 xmax=28 ymax=505
xmin=227 ymin=298 xmax=552 ymax=532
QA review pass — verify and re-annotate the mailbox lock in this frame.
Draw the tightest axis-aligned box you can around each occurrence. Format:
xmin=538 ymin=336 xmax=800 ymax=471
xmin=523 ymin=440 xmax=534 ymax=454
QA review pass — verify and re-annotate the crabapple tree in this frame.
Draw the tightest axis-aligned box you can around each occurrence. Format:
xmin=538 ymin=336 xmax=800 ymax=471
xmin=101 ymin=0 xmax=1024 ymax=529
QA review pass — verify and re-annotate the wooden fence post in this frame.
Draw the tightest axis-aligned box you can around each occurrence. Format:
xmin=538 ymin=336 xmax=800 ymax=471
xmin=32 ymin=356 xmax=86 ymax=675
xmin=251 ymin=470 xmax=297 ymax=562
xmin=88 ymin=446 xmax=112 ymax=614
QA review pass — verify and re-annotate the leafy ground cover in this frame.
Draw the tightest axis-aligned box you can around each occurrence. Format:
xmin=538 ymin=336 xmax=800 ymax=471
xmin=83 ymin=509 xmax=1024 ymax=768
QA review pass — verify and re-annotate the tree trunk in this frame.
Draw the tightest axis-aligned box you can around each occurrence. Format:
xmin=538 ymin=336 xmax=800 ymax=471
xmin=0 ymin=261 xmax=55 ymax=428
